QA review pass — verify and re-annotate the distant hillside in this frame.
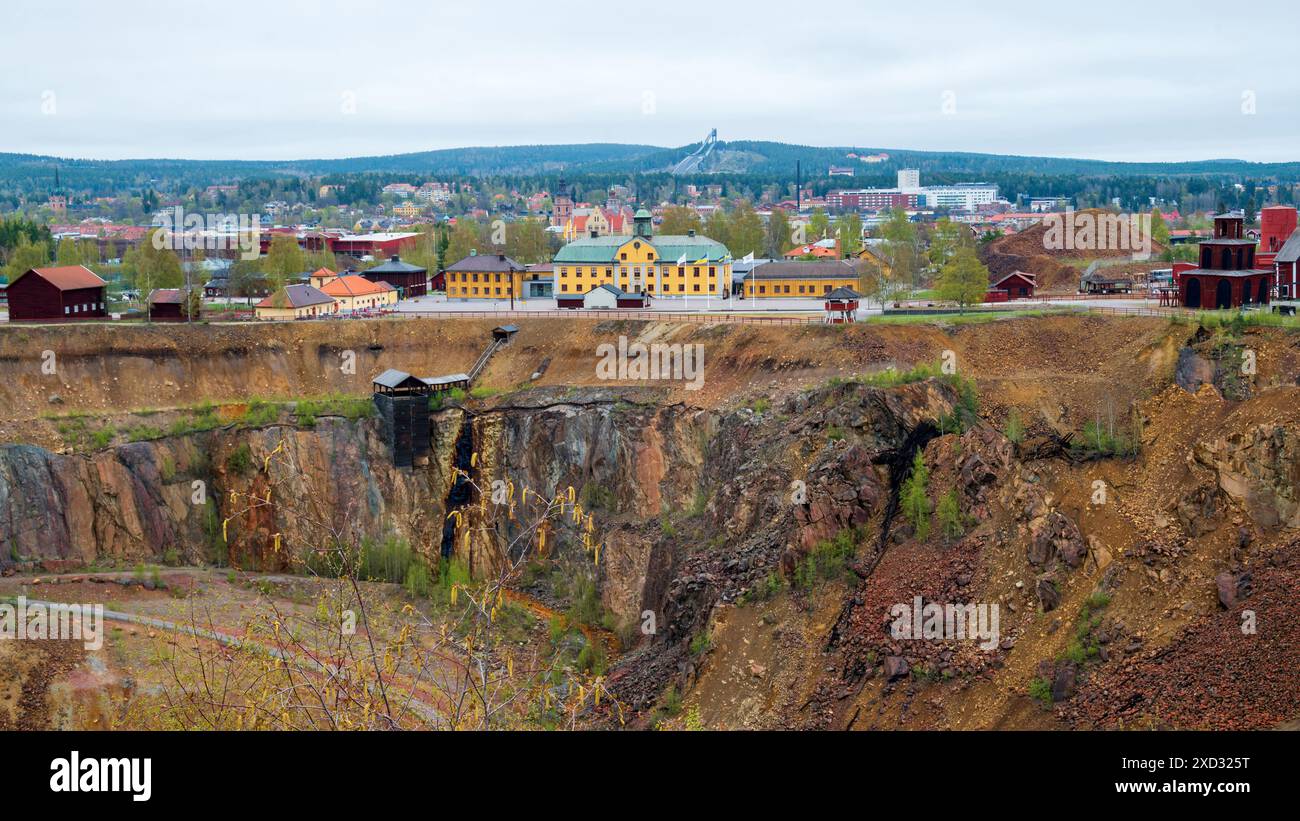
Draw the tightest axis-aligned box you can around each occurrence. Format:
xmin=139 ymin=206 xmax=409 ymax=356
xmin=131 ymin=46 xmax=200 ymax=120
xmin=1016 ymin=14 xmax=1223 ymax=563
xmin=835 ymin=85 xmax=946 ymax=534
xmin=2 ymin=139 xmax=1299 ymax=197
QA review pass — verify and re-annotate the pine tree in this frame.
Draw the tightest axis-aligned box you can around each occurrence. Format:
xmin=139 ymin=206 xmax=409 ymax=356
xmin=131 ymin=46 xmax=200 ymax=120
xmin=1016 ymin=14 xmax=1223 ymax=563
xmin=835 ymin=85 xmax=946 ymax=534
xmin=901 ymin=451 xmax=931 ymax=541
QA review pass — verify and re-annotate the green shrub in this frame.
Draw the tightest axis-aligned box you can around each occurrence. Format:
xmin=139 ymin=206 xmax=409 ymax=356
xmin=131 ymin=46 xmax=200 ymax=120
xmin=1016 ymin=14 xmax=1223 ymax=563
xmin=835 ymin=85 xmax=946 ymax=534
xmin=359 ymin=536 xmax=414 ymax=584
xmin=662 ymin=686 xmax=683 ymax=717
xmin=242 ymin=399 xmax=280 ymax=427
xmin=793 ymin=527 xmax=862 ymax=592
xmin=433 ymin=556 xmax=472 ymax=606
xmin=577 ymin=637 xmax=607 ymax=675
xmin=1028 ymin=676 xmax=1053 ymax=707
xmin=936 ymin=489 xmax=964 ymax=540
xmin=225 ymin=443 xmax=253 ymax=475
xmin=1003 ymin=409 xmax=1024 ymax=444
xmin=566 ymin=577 xmax=604 ymax=627
xmin=689 ymin=629 xmax=712 ymax=656
xmin=403 ymin=562 xmax=432 ymax=598
xmin=688 ymin=486 xmax=709 ymax=517
xmin=579 ymin=482 xmax=617 ymax=512
xmin=126 ymin=425 xmax=165 ymax=442
xmin=900 ymin=451 xmax=931 ymax=540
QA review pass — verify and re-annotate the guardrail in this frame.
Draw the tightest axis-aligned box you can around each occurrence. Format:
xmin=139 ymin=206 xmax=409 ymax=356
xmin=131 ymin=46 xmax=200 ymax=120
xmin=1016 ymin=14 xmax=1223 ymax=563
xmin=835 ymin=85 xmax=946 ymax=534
xmin=391 ymin=309 xmax=823 ymax=325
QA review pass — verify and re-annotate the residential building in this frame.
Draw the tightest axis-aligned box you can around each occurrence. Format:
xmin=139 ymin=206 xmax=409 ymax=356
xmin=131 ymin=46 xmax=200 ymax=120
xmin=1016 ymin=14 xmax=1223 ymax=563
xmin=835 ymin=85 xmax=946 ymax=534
xmin=321 ymin=275 xmax=398 ymax=312
xmin=254 ymin=284 xmax=337 ymax=320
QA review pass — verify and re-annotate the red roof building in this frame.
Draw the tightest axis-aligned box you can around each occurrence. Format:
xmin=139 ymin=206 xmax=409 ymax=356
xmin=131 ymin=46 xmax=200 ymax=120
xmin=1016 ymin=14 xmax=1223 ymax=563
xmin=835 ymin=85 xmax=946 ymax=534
xmin=6 ymin=265 xmax=108 ymax=321
xmin=991 ymin=271 xmax=1036 ymax=299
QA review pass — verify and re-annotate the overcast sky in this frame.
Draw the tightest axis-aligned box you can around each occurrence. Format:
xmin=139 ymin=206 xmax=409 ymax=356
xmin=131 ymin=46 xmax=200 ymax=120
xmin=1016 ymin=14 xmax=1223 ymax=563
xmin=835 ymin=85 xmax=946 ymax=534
xmin=2 ymin=0 xmax=1297 ymax=163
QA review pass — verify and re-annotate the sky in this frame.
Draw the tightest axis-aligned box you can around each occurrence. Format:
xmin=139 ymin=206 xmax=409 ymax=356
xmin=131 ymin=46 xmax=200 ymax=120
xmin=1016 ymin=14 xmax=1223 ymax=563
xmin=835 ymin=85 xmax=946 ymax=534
xmin=2 ymin=0 xmax=1298 ymax=163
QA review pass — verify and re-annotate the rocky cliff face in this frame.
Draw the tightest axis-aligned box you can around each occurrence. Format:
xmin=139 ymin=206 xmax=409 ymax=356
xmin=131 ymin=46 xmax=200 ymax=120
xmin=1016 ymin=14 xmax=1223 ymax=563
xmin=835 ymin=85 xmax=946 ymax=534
xmin=0 ymin=419 xmax=447 ymax=571
xmin=1194 ymin=423 xmax=1300 ymax=529
xmin=0 ymin=390 xmax=717 ymax=615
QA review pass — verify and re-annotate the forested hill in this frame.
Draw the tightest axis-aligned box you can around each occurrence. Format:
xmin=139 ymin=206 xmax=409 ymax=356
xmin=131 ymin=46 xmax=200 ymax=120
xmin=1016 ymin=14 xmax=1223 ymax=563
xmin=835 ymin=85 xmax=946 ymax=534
xmin=2 ymin=140 xmax=1299 ymax=195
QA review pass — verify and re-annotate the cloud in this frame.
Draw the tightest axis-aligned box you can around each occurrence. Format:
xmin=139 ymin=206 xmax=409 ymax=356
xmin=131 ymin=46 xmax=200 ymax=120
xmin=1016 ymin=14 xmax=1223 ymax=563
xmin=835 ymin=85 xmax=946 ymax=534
xmin=1 ymin=0 xmax=1297 ymax=162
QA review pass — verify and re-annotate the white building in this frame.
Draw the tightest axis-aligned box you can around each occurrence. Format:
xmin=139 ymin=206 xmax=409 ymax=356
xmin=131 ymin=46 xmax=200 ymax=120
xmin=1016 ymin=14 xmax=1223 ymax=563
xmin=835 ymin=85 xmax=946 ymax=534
xmin=923 ymin=184 xmax=1000 ymax=210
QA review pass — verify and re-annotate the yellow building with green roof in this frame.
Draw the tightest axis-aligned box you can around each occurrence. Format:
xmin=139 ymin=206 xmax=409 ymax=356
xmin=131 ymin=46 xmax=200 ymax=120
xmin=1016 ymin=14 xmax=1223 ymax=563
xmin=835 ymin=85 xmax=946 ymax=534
xmin=552 ymin=209 xmax=730 ymax=297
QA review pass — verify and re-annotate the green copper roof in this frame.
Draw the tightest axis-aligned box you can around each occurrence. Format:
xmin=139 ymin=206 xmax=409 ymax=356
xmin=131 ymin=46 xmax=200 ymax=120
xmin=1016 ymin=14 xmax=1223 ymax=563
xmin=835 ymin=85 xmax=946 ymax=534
xmin=552 ymin=234 xmax=729 ymax=264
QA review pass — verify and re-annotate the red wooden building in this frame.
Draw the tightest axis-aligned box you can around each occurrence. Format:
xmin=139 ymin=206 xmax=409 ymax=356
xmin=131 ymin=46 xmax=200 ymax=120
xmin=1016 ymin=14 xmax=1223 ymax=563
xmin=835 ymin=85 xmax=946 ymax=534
xmin=1177 ymin=214 xmax=1272 ymax=309
xmin=363 ymin=255 xmax=428 ymax=297
xmin=6 ymin=265 xmax=108 ymax=321
xmin=991 ymin=271 xmax=1036 ymax=299
xmin=147 ymin=288 xmax=187 ymax=321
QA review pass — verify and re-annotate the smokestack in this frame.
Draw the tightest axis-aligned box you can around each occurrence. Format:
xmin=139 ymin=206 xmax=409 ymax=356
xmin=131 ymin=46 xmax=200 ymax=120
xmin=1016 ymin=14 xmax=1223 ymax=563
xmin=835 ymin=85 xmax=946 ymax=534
xmin=796 ymin=161 xmax=801 ymax=211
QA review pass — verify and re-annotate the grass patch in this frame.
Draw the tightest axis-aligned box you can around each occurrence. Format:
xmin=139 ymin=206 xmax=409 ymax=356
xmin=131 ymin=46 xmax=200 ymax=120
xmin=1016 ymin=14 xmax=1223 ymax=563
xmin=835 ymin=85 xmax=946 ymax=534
xmin=295 ymin=393 xmax=375 ymax=426
xmin=1028 ymin=676 xmax=1054 ymax=707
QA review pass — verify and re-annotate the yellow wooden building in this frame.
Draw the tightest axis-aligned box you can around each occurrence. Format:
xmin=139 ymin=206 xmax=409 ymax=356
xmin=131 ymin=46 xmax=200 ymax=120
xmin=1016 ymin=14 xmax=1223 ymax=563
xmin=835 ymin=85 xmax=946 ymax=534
xmin=254 ymin=284 xmax=338 ymax=319
xmin=553 ymin=209 xmax=730 ymax=297
xmin=740 ymin=260 xmax=864 ymax=298
xmin=443 ymin=251 xmax=551 ymax=299
xmin=321 ymin=275 xmax=399 ymax=312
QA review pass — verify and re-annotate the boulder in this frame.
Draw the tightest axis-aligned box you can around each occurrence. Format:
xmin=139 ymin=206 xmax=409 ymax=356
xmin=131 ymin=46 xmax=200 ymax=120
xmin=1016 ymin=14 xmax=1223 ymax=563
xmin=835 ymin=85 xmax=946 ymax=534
xmin=883 ymin=656 xmax=910 ymax=681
